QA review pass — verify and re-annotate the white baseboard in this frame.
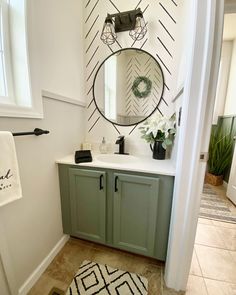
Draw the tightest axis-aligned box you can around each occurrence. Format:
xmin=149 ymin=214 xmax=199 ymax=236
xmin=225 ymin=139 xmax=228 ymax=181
xmin=18 ymin=235 xmax=69 ymax=295
xmin=223 ymin=181 xmax=228 ymax=189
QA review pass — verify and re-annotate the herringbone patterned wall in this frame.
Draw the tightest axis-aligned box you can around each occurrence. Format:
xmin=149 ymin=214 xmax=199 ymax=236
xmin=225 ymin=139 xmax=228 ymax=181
xmin=124 ymin=52 xmax=164 ymax=118
xmin=84 ymin=0 xmax=181 ymax=138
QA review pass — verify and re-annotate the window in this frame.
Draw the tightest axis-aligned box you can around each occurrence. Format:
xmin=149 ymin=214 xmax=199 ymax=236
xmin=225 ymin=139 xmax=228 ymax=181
xmin=0 ymin=0 xmax=14 ymax=104
xmin=105 ymin=55 xmax=117 ymax=121
xmin=0 ymin=0 xmax=43 ymax=118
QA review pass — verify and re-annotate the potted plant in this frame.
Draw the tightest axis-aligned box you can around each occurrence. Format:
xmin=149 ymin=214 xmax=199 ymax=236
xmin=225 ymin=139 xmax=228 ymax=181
xmin=206 ymin=128 xmax=233 ymax=186
xmin=139 ymin=114 xmax=176 ymax=160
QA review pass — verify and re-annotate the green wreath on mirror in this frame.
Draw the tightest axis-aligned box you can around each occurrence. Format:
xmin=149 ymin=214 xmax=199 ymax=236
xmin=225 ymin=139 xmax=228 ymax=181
xmin=131 ymin=76 xmax=152 ymax=98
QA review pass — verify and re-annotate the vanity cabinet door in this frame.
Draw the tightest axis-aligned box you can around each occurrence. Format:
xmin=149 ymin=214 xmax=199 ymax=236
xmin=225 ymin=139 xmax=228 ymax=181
xmin=113 ymin=173 xmax=159 ymax=257
xmin=69 ymin=168 xmax=106 ymax=243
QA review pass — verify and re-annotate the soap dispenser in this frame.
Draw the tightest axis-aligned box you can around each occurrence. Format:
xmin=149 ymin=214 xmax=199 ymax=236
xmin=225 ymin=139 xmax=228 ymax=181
xmin=99 ymin=137 xmax=108 ymax=154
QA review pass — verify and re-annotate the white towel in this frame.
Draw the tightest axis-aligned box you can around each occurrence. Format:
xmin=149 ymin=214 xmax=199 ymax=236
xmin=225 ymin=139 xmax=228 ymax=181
xmin=0 ymin=132 xmax=22 ymax=206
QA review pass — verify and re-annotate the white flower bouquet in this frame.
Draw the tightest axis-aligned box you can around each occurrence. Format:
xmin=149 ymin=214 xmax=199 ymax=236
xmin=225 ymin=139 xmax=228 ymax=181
xmin=139 ymin=114 xmax=176 ymax=149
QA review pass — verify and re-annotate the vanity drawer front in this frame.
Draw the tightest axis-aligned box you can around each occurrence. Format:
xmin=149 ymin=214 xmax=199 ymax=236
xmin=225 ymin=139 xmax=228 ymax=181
xmin=69 ymin=168 xmax=106 ymax=243
xmin=113 ymin=173 xmax=159 ymax=257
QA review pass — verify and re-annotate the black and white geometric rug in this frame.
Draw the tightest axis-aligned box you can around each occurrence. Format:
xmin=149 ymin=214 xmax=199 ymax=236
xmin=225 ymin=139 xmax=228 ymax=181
xmin=199 ymin=184 xmax=236 ymax=223
xmin=66 ymin=260 xmax=148 ymax=295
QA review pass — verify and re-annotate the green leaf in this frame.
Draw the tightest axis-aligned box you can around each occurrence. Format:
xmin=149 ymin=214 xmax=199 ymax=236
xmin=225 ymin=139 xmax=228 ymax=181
xmin=208 ymin=128 xmax=233 ymax=176
xmin=162 ymin=142 xmax=167 ymax=150
xmin=165 ymin=138 xmax=172 ymax=146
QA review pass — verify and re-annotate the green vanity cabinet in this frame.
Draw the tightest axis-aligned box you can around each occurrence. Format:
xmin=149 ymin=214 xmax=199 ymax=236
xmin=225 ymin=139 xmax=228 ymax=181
xmin=113 ymin=173 xmax=159 ymax=257
xmin=69 ymin=168 xmax=106 ymax=243
xmin=58 ymin=164 xmax=174 ymax=261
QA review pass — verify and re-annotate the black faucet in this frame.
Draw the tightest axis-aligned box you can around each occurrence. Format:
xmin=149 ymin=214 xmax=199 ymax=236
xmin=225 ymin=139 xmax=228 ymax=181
xmin=115 ymin=136 xmax=128 ymax=155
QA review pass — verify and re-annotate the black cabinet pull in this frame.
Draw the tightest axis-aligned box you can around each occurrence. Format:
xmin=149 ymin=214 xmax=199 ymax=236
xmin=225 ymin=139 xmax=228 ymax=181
xmin=115 ymin=176 xmax=118 ymax=192
xmin=99 ymin=174 xmax=104 ymax=190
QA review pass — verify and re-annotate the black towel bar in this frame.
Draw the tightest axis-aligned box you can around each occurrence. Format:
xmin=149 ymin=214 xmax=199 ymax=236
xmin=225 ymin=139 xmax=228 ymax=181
xmin=12 ymin=128 xmax=50 ymax=137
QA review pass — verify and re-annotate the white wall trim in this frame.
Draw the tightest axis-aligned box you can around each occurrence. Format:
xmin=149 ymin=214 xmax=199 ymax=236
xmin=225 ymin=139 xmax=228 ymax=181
xmin=18 ymin=235 xmax=69 ymax=295
xmin=0 ymin=104 xmax=43 ymax=119
xmin=223 ymin=180 xmax=228 ymax=188
xmin=42 ymin=90 xmax=86 ymax=108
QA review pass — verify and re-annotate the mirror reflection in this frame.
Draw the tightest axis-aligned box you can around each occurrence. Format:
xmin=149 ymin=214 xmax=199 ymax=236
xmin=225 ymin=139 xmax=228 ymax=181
xmin=93 ymin=48 xmax=164 ymax=126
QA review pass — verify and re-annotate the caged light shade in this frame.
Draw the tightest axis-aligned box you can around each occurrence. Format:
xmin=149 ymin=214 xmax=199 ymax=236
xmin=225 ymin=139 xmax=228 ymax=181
xmin=100 ymin=17 xmax=117 ymax=45
xmin=129 ymin=13 xmax=147 ymax=41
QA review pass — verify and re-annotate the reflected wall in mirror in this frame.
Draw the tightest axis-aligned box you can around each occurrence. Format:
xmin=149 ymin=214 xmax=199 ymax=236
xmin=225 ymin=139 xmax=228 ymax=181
xmin=93 ymin=48 xmax=164 ymax=126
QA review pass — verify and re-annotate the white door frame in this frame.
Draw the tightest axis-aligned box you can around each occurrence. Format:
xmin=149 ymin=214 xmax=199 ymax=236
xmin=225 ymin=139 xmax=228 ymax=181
xmin=225 ymin=2 xmax=236 ymax=205
xmin=164 ymin=0 xmax=224 ymax=291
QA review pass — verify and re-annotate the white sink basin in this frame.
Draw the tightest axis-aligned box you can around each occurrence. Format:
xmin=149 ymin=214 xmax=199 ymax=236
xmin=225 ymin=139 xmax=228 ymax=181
xmin=96 ymin=154 xmax=138 ymax=164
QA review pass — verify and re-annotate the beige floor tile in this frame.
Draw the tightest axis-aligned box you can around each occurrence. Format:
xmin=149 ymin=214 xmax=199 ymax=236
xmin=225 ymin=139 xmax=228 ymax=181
xmin=229 ymin=250 xmax=236 ymax=263
xmin=212 ymin=220 xmax=236 ymax=229
xmin=29 ymin=238 xmax=163 ymax=294
xmin=195 ymin=223 xmax=226 ymax=248
xmin=195 ymin=244 xmax=236 ymax=283
xmin=198 ymin=218 xmax=213 ymax=225
xmin=185 ymin=275 xmax=208 ymax=295
xmin=215 ymin=227 xmax=236 ymax=251
xmin=190 ymin=248 xmax=202 ymax=276
xmin=45 ymin=238 xmax=94 ymax=286
xmin=28 ymin=273 xmax=67 ymax=295
xmin=205 ymin=278 xmax=236 ymax=295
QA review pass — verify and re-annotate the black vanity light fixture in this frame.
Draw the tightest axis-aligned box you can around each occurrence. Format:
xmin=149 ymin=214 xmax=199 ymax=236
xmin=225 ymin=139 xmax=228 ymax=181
xmin=100 ymin=8 xmax=147 ymax=45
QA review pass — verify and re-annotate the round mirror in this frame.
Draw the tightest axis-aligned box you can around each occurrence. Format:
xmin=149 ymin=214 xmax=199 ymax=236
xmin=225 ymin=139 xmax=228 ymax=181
xmin=93 ymin=48 xmax=164 ymax=126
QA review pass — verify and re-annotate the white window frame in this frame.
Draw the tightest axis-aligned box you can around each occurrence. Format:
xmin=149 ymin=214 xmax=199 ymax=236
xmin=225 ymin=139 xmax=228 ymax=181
xmin=0 ymin=0 xmax=43 ymax=118
xmin=0 ymin=0 xmax=14 ymax=105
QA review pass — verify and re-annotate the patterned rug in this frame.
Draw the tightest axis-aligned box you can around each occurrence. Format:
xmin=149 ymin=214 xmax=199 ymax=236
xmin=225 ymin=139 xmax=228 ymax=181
xmin=66 ymin=260 xmax=148 ymax=295
xmin=200 ymin=184 xmax=236 ymax=223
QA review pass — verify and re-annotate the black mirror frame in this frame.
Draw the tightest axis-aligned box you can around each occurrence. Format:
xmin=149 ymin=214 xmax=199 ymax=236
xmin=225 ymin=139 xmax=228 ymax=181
xmin=92 ymin=47 xmax=165 ymax=127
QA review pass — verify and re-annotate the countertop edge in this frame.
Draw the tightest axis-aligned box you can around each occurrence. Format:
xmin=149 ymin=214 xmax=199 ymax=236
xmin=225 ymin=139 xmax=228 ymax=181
xmin=56 ymin=154 xmax=176 ymax=177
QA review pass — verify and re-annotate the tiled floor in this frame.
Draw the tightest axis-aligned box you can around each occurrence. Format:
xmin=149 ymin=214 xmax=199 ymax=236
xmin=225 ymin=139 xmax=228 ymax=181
xmin=28 ymin=238 xmax=184 ymax=295
xmin=29 ymin=185 xmax=236 ymax=295
xmin=187 ymin=185 xmax=236 ymax=295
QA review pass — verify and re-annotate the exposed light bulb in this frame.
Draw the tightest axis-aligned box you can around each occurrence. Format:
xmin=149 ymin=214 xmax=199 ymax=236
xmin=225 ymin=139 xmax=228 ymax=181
xmin=129 ymin=14 xmax=147 ymax=41
xmin=101 ymin=19 xmax=117 ymax=45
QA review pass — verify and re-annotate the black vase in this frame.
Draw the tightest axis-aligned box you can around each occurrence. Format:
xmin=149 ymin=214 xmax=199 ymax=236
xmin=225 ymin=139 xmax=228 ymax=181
xmin=150 ymin=141 xmax=166 ymax=160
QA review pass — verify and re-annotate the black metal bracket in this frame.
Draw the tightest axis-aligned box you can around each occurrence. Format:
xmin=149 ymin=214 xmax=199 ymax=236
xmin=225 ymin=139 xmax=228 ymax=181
xmin=106 ymin=8 xmax=142 ymax=33
xmin=12 ymin=128 xmax=50 ymax=137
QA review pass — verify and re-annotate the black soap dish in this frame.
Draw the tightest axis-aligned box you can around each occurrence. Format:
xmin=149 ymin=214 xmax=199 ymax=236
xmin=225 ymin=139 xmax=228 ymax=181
xmin=74 ymin=150 xmax=92 ymax=164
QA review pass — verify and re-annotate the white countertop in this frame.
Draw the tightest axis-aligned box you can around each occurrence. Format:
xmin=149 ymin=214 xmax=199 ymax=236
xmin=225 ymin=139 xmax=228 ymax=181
xmin=56 ymin=153 xmax=176 ymax=176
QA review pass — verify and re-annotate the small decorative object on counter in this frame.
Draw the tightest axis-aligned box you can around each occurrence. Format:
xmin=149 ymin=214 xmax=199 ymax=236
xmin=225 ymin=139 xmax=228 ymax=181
xmin=99 ymin=137 xmax=108 ymax=154
xmin=139 ymin=113 xmax=176 ymax=160
xmin=82 ymin=142 xmax=92 ymax=150
xmin=75 ymin=150 xmax=92 ymax=164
